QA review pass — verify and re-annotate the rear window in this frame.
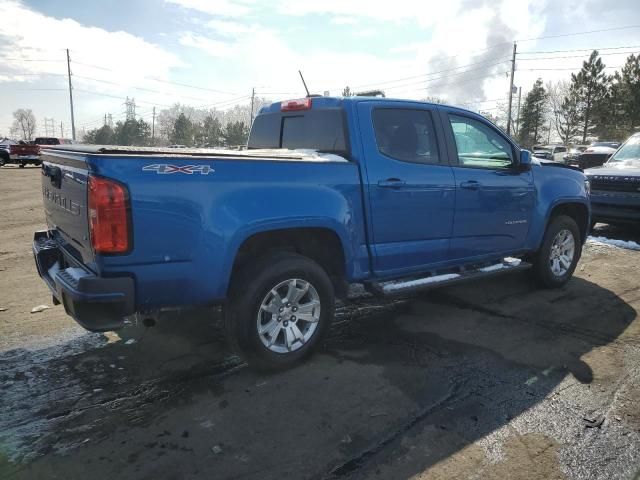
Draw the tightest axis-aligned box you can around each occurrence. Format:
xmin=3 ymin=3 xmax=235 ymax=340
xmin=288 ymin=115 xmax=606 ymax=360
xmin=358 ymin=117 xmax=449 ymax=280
xmin=248 ymin=108 xmax=349 ymax=156
xmin=35 ymin=137 xmax=60 ymax=145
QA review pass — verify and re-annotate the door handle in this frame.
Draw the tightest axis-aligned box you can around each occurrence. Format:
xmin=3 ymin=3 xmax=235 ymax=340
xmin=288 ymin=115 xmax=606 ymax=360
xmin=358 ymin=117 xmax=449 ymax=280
xmin=378 ymin=178 xmax=406 ymax=188
xmin=460 ymin=180 xmax=481 ymax=190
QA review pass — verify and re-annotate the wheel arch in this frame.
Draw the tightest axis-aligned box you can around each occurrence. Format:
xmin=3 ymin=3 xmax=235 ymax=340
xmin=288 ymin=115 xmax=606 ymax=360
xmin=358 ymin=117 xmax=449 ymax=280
xmin=227 ymin=226 xmax=350 ymax=298
xmin=546 ymin=201 xmax=590 ymax=245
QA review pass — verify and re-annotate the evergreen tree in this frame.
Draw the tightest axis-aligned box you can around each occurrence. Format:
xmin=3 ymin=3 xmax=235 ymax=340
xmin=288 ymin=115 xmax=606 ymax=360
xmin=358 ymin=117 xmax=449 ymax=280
xmin=571 ymin=50 xmax=609 ymax=142
xmin=199 ymin=115 xmax=222 ymax=147
xmin=84 ymin=124 xmax=115 ymax=145
xmin=341 ymin=86 xmax=352 ymax=97
xmin=222 ymin=121 xmax=249 ymax=146
xmin=113 ymin=119 xmax=151 ymax=146
xmin=171 ymin=113 xmax=193 ymax=146
xmin=614 ymin=54 xmax=640 ymax=137
xmin=517 ymin=79 xmax=548 ymax=148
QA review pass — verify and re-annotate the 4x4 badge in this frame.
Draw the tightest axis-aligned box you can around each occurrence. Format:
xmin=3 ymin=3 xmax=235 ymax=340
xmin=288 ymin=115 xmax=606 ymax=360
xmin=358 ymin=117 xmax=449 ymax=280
xmin=142 ymin=164 xmax=214 ymax=175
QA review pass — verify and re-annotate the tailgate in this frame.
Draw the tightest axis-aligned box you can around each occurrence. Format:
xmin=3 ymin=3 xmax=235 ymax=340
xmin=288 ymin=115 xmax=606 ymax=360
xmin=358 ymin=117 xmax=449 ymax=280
xmin=11 ymin=144 xmax=40 ymax=156
xmin=41 ymin=152 xmax=94 ymax=265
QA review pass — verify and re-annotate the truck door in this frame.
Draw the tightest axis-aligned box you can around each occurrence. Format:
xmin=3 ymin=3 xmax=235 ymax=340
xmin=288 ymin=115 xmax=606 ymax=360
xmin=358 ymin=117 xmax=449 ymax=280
xmin=357 ymin=102 xmax=456 ymax=276
xmin=439 ymin=110 xmax=535 ymax=260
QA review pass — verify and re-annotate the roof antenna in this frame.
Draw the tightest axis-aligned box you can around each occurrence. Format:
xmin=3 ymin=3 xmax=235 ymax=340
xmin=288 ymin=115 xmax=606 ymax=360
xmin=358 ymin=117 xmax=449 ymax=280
xmin=298 ymin=70 xmax=310 ymax=97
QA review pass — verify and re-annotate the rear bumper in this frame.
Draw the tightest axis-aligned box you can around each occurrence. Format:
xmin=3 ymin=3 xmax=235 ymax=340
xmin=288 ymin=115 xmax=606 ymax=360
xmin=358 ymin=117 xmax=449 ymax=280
xmin=33 ymin=230 xmax=135 ymax=331
xmin=10 ymin=154 xmax=40 ymax=162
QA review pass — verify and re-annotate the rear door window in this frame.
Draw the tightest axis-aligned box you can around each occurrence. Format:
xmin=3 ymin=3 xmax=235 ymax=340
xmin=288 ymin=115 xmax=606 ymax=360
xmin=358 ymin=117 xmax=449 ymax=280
xmin=372 ymin=108 xmax=440 ymax=164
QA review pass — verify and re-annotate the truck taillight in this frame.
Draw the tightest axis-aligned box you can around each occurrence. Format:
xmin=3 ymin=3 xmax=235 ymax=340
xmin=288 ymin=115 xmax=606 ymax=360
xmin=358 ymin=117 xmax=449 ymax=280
xmin=281 ymin=98 xmax=312 ymax=111
xmin=88 ymin=175 xmax=131 ymax=254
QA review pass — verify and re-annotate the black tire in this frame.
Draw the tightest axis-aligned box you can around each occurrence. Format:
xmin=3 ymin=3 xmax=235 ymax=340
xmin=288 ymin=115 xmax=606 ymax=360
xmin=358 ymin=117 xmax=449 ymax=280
xmin=19 ymin=163 xmax=25 ymax=168
xmin=225 ymin=252 xmax=335 ymax=371
xmin=532 ymin=215 xmax=582 ymax=288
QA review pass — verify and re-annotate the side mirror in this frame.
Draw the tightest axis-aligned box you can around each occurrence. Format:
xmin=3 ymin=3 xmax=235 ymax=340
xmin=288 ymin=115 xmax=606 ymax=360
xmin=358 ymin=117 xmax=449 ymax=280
xmin=519 ymin=149 xmax=532 ymax=171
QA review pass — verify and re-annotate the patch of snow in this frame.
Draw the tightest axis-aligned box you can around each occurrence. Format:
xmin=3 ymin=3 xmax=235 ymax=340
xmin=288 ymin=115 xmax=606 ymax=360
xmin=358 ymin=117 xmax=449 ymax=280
xmin=503 ymin=257 xmax=522 ymax=266
xmin=478 ymin=257 xmax=523 ymax=273
xmin=30 ymin=304 xmax=50 ymax=313
xmin=587 ymin=236 xmax=640 ymax=251
xmin=479 ymin=263 xmax=507 ymax=273
xmin=382 ymin=273 xmax=460 ymax=292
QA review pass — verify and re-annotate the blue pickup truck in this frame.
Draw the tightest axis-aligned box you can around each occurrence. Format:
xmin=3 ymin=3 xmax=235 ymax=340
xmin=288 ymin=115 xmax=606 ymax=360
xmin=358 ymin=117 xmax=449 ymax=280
xmin=34 ymin=96 xmax=590 ymax=369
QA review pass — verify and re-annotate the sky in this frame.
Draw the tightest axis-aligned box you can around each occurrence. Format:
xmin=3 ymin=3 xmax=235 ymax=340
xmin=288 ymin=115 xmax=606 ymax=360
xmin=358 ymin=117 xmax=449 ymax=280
xmin=0 ymin=0 xmax=639 ymax=138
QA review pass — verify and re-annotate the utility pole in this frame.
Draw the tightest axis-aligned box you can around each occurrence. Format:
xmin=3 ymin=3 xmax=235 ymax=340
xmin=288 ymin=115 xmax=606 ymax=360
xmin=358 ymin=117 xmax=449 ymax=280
xmin=151 ymin=106 xmax=156 ymax=145
xmin=547 ymin=119 xmax=552 ymax=144
xmin=104 ymin=114 xmax=107 ymax=126
xmin=506 ymin=42 xmax=517 ymax=137
xmin=249 ymin=87 xmax=255 ymax=129
xmin=515 ymin=86 xmax=522 ymax=136
xmin=66 ymin=49 xmax=76 ymax=141
xmin=60 ymin=121 xmax=63 ymax=138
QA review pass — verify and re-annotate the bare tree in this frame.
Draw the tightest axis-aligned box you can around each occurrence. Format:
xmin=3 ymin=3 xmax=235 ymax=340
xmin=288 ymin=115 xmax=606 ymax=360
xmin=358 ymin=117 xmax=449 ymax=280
xmin=11 ymin=109 xmax=37 ymax=141
xmin=546 ymin=80 xmax=582 ymax=145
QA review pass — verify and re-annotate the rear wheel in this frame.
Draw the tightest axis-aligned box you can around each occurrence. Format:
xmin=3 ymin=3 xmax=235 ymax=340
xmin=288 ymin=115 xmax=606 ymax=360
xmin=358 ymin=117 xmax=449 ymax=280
xmin=225 ymin=252 xmax=334 ymax=370
xmin=532 ymin=215 xmax=581 ymax=288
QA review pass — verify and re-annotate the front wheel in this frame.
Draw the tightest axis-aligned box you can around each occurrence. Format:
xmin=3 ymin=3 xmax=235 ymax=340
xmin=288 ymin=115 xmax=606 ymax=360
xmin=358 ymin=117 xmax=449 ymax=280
xmin=532 ymin=215 xmax=581 ymax=288
xmin=225 ymin=252 xmax=335 ymax=370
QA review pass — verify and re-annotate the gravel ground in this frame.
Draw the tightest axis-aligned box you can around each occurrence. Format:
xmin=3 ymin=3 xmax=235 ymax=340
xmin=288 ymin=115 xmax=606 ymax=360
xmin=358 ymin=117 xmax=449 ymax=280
xmin=1 ymin=164 xmax=640 ymax=480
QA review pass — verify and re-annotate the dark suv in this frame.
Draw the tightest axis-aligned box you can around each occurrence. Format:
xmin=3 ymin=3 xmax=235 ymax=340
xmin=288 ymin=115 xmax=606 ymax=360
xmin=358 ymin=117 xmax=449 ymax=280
xmin=585 ymin=133 xmax=640 ymax=225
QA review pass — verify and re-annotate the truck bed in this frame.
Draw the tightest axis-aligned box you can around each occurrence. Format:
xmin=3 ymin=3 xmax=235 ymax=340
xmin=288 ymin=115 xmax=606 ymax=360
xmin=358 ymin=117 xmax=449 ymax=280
xmin=41 ymin=145 xmax=348 ymax=162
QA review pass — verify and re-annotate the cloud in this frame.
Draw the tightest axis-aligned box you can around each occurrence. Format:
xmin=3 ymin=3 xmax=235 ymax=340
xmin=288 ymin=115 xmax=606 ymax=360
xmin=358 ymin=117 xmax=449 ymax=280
xmin=165 ymin=0 xmax=252 ymax=17
xmin=0 ymin=0 xmax=183 ymax=84
xmin=179 ymin=32 xmax=235 ymax=57
xmin=206 ymin=19 xmax=252 ymax=35
xmin=0 ymin=0 xmax=201 ymax=133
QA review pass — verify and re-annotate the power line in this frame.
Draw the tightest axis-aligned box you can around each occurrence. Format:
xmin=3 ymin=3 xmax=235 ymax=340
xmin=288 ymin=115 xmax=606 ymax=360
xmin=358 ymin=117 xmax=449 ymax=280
xmin=71 ymin=59 xmax=239 ymax=95
xmin=322 ymin=57 xmax=511 ymax=92
xmin=516 ymin=24 xmax=640 ymax=43
xmin=518 ymin=65 xmax=625 ymax=71
xmin=368 ymin=65 xmax=510 ymax=93
xmin=519 ymin=44 xmax=640 ymax=55
xmin=72 ymin=74 xmax=217 ymax=102
xmin=518 ymin=51 xmax=640 ymax=61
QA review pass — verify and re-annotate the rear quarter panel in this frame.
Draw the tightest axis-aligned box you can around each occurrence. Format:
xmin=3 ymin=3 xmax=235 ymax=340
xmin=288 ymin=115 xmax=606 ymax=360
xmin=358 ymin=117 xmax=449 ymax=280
xmin=89 ymin=155 xmax=367 ymax=309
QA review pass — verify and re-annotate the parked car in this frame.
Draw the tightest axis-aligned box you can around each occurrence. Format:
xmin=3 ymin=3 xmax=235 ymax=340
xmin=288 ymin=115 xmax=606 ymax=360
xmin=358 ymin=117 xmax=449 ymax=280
xmin=0 ymin=139 xmax=15 ymax=166
xmin=532 ymin=144 xmax=567 ymax=162
xmin=577 ymin=141 xmax=621 ymax=169
xmin=33 ymin=96 xmax=590 ymax=369
xmin=585 ymin=132 xmax=640 ymax=225
xmin=563 ymin=145 xmax=588 ymax=165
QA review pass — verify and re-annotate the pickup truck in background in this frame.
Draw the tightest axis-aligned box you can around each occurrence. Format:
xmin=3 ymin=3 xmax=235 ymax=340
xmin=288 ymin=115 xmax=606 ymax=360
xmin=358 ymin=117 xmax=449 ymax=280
xmin=2 ymin=142 xmax=41 ymax=167
xmin=576 ymin=141 xmax=621 ymax=169
xmin=34 ymin=96 xmax=591 ymax=369
xmin=585 ymin=132 xmax=640 ymax=225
